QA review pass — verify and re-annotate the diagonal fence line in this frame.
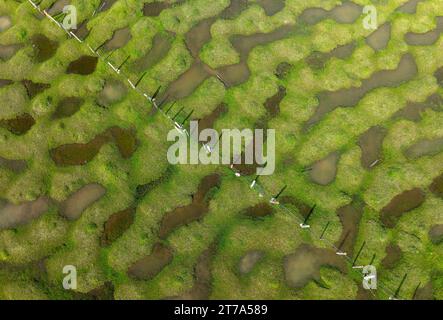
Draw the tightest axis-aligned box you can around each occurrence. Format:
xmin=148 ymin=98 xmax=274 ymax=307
xmin=23 ymin=0 xmax=413 ymax=300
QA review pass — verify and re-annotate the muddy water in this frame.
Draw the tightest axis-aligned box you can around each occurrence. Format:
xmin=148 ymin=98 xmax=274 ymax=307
xmin=158 ymin=174 xmax=220 ymax=239
xmin=0 ymin=43 xmax=22 ymax=61
xmin=393 ymin=93 xmax=443 ymax=121
xmin=397 ymin=0 xmax=424 ymax=14
xmin=0 ymin=113 xmax=35 ymax=135
xmin=256 ymin=85 xmax=286 ymax=131
xmin=284 ymin=244 xmax=347 ymax=289
xmin=231 ymin=139 xmax=263 ymax=176
xmin=78 ymin=281 xmax=115 ymax=300
xmin=143 ymin=1 xmax=183 ymax=16
xmin=0 ymin=156 xmax=26 ymax=173
xmin=0 ymin=79 xmax=12 ymax=88
xmin=429 ymin=225 xmax=443 ymax=244
xmin=51 ymin=133 xmax=108 ymax=166
xmin=305 ymin=53 xmax=418 ymax=129
xmin=169 ymin=0 xmax=246 ymax=64
xmin=101 ymin=207 xmax=135 ymax=246
xmin=97 ymin=79 xmax=127 ymax=107
xmin=238 ymin=250 xmax=264 ymax=275
xmin=0 ymin=197 xmax=50 ymax=230
xmin=299 ymin=2 xmax=362 ymax=25
xmin=405 ymin=17 xmax=443 ymax=46
xmin=217 ymin=63 xmax=250 ymax=87
xmin=59 ymin=183 xmax=106 ymax=220
xmin=414 ymin=282 xmax=434 ymax=300
xmin=197 ymin=103 xmax=228 ymax=133
xmin=430 ymin=173 xmax=443 ymax=198
xmin=164 ymin=1 xmax=285 ymax=98
xmin=381 ymin=243 xmax=402 ymax=269
xmin=103 ymin=27 xmax=132 ymax=51
xmin=73 ymin=21 xmax=90 ymax=40
xmin=50 ymin=126 xmax=137 ymax=166
xmin=136 ymin=166 xmax=174 ymax=201
xmin=275 ymin=62 xmax=292 ymax=79
xmin=404 ymin=136 xmax=443 ymax=160
xmin=358 ymin=126 xmax=386 ymax=169
xmin=309 ymin=152 xmax=340 ymax=186
xmin=186 ymin=18 xmax=216 ymax=58
xmin=265 ymin=85 xmax=286 ymax=118
xmin=66 ymin=56 xmax=98 ymax=75
xmin=110 ymin=126 xmax=138 ymax=158
xmin=31 ymin=34 xmax=58 ymax=63
xmin=244 ymin=202 xmax=273 ymax=218
xmin=231 ymin=25 xmax=295 ymax=62
xmin=52 ymin=97 xmax=84 ymax=119
xmin=366 ymin=23 xmax=391 ymax=51
xmin=280 ymin=196 xmax=312 ymax=219
xmin=47 ymin=0 xmax=71 ymax=15
xmin=220 ymin=0 xmax=249 ymax=19
xmin=128 ymin=243 xmax=173 ymax=280
xmin=170 ymin=243 xmax=216 ymax=300
xmin=132 ymin=32 xmax=173 ymax=71
xmin=256 ymin=0 xmax=285 ymax=16
xmin=336 ymin=200 xmax=364 ymax=256
xmin=22 ymin=80 xmax=50 ymax=99
xmin=218 ymin=24 xmax=298 ymax=88
xmin=163 ymin=61 xmax=211 ymax=100
xmin=306 ymin=42 xmax=355 ymax=70
xmin=98 ymin=0 xmax=117 ymax=13
xmin=356 ymin=284 xmax=375 ymax=300
xmin=380 ymin=188 xmax=425 ymax=228
xmin=0 ymin=16 xmax=12 ymax=32
xmin=435 ymin=67 xmax=443 ymax=86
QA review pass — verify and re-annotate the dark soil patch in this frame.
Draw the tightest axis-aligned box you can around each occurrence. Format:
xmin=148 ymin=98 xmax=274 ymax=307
xmin=0 ymin=43 xmax=23 ymax=61
xmin=169 ymin=243 xmax=217 ymax=300
xmin=0 ymin=113 xmax=35 ymax=135
xmin=128 ymin=243 xmax=173 ymax=280
xmin=59 ymin=183 xmax=106 ymax=221
xmin=0 ymin=197 xmax=50 ymax=230
xmin=0 ymin=156 xmax=27 ymax=173
xmin=305 ymin=54 xmax=418 ymax=130
xmin=52 ymin=97 xmax=84 ymax=119
xmin=284 ymin=244 xmax=347 ymax=289
xmin=429 ymin=224 xmax=443 ymax=244
xmin=31 ymin=34 xmax=58 ymax=63
xmin=66 ymin=56 xmax=98 ymax=75
xmin=275 ymin=62 xmax=292 ymax=79
xmin=380 ymin=188 xmax=425 ymax=228
xmin=358 ymin=126 xmax=387 ymax=169
xmin=238 ymin=250 xmax=264 ymax=275
xmin=429 ymin=172 xmax=443 ymax=198
xmin=335 ymin=199 xmax=364 ymax=256
xmin=158 ymin=174 xmax=220 ymax=239
xmin=21 ymin=80 xmax=50 ymax=99
xmin=404 ymin=137 xmax=443 ymax=160
xmin=243 ymin=202 xmax=273 ymax=218
xmin=50 ymin=126 xmax=137 ymax=166
xmin=393 ymin=93 xmax=443 ymax=122
xmin=101 ymin=207 xmax=136 ymax=246
xmin=381 ymin=243 xmax=402 ymax=269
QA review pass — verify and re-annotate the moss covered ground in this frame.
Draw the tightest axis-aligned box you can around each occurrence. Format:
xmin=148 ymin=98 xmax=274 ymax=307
xmin=0 ymin=0 xmax=442 ymax=300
